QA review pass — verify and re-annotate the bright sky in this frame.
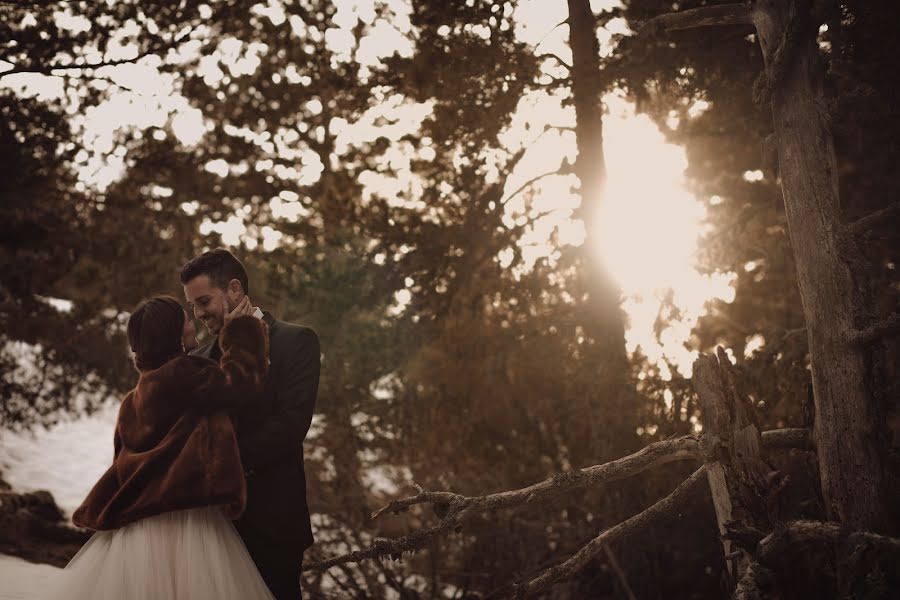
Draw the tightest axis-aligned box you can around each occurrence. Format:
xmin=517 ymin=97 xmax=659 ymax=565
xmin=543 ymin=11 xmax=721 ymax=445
xmin=506 ymin=0 xmax=736 ymax=377
xmin=2 ymin=0 xmax=737 ymax=379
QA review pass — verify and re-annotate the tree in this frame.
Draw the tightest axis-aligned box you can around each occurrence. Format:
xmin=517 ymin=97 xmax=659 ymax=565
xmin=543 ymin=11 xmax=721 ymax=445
xmin=632 ymin=0 xmax=897 ymax=533
xmin=302 ymin=0 xmax=900 ymax=597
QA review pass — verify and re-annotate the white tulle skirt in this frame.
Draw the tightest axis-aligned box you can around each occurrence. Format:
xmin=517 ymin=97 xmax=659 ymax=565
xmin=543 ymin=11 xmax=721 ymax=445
xmin=46 ymin=506 xmax=274 ymax=600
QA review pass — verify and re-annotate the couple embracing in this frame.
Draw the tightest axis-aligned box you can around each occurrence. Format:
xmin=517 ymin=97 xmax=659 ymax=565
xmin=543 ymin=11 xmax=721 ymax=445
xmin=48 ymin=248 xmax=320 ymax=600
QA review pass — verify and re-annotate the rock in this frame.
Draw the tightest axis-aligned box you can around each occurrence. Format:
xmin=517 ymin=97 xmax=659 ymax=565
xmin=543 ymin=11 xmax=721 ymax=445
xmin=0 ymin=489 xmax=90 ymax=568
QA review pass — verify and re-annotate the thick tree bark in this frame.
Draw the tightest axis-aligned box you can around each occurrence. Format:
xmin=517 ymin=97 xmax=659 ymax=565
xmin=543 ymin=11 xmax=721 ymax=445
xmin=693 ymin=348 xmax=779 ymax=585
xmin=751 ymin=1 xmax=891 ymax=532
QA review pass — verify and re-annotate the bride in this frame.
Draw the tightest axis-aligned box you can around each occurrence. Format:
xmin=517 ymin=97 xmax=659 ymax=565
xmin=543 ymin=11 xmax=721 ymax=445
xmin=47 ymin=295 xmax=274 ymax=599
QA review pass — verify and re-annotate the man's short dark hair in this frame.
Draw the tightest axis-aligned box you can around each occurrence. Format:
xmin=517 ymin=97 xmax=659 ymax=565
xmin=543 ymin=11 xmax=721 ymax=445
xmin=180 ymin=248 xmax=250 ymax=295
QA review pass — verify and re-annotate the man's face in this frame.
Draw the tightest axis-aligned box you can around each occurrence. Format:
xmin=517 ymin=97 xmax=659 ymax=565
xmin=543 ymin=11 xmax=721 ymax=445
xmin=183 ymin=275 xmax=235 ymax=335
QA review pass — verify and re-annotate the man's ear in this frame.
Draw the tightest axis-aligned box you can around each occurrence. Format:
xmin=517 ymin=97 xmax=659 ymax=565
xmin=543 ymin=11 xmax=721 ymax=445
xmin=226 ymin=278 xmax=245 ymax=302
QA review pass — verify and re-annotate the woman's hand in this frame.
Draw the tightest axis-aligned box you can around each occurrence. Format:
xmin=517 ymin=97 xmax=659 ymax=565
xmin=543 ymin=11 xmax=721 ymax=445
xmin=224 ymin=295 xmax=253 ymax=326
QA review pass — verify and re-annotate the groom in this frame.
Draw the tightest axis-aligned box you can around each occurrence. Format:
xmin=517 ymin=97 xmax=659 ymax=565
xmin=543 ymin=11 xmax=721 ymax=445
xmin=181 ymin=248 xmax=320 ymax=600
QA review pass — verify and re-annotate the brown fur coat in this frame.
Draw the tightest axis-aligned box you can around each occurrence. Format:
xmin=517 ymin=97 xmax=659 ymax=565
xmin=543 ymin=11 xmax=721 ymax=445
xmin=73 ymin=315 xmax=269 ymax=530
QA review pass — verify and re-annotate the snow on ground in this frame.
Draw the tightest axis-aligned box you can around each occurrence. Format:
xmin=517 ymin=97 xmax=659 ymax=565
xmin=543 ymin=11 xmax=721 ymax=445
xmin=0 ymin=399 xmax=403 ymax=599
xmin=0 ymin=402 xmax=118 ymax=516
xmin=0 ymin=555 xmax=59 ymax=600
xmin=0 ymin=404 xmax=114 ymax=598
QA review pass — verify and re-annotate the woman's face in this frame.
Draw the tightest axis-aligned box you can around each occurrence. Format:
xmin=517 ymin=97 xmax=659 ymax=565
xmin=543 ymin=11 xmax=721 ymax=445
xmin=181 ymin=310 xmax=198 ymax=352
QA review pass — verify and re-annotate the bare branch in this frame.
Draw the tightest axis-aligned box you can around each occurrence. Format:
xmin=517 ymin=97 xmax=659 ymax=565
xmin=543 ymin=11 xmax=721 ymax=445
xmin=534 ymin=18 xmax=570 ymax=50
xmin=511 ymin=467 xmax=708 ymax=598
xmin=508 ymin=207 xmax=562 ymax=235
xmin=0 ymin=27 xmax=193 ymax=80
xmin=371 ymin=491 xmax=465 ymax=520
xmin=500 ymin=166 xmax=572 ymax=206
xmin=536 ymin=53 xmax=572 ymax=71
xmin=55 ymin=72 xmax=137 ymax=93
xmin=495 ymin=147 xmax=530 ymax=193
xmin=305 ymin=429 xmax=809 ymax=575
xmin=303 ymin=518 xmax=462 ymax=572
xmin=756 ymin=519 xmax=900 ymax=562
xmin=848 ymin=312 xmax=900 ymax=346
xmin=643 ymin=4 xmax=753 ymax=33
xmin=305 ymin=437 xmax=699 ymax=572
xmin=375 ymin=436 xmax=699 ymax=520
xmin=533 ymin=75 xmax=572 ymax=89
xmin=0 ymin=53 xmax=154 ymax=79
xmin=850 ymin=201 xmax=900 ymax=235
xmin=496 ymin=126 xmax=575 ymax=206
xmin=760 ymin=427 xmax=813 ymax=450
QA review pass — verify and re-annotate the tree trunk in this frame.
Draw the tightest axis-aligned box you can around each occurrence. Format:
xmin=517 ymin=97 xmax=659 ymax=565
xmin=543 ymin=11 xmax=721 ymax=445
xmin=693 ymin=348 xmax=779 ymax=589
xmin=566 ymin=0 xmax=636 ymax=461
xmin=567 ymin=0 xmax=607 ymax=207
xmin=751 ymin=0 xmax=891 ymax=532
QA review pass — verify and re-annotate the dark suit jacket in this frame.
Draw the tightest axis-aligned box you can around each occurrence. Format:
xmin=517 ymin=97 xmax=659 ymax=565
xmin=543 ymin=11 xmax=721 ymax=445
xmin=192 ymin=311 xmax=320 ymax=550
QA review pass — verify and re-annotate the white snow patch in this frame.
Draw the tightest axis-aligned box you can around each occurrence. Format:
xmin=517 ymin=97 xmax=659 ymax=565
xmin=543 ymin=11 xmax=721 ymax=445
xmin=0 ymin=554 xmax=60 ymax=599
xmin=0 ymin=403 xmax=118 ymax=517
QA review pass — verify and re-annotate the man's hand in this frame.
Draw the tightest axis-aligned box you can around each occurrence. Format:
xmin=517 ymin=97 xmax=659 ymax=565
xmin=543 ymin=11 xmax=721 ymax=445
xmin=224 ymin=295 xmax=254 ymax=326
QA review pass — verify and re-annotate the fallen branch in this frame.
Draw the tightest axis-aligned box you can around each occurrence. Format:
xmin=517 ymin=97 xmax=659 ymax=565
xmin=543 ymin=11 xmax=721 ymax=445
xmin=304 ymin=437 xmax=699 ymax=572
xmin=510 ymin=467 xmax=708 ymax=598
xmin=304 ymin=429 xmax=810 ymax=573
xmin=373 ymin=436 xmax=699 ymax=521
xmin=371 ymin=429 xmax=807 ymax=521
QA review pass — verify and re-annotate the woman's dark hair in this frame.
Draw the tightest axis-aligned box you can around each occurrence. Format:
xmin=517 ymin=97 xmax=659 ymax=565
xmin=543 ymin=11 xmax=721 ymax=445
xmin=127 ymin=296 xmax=186 ymax=372
xmin=179 ymin=247 xmax=250 ymax=295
